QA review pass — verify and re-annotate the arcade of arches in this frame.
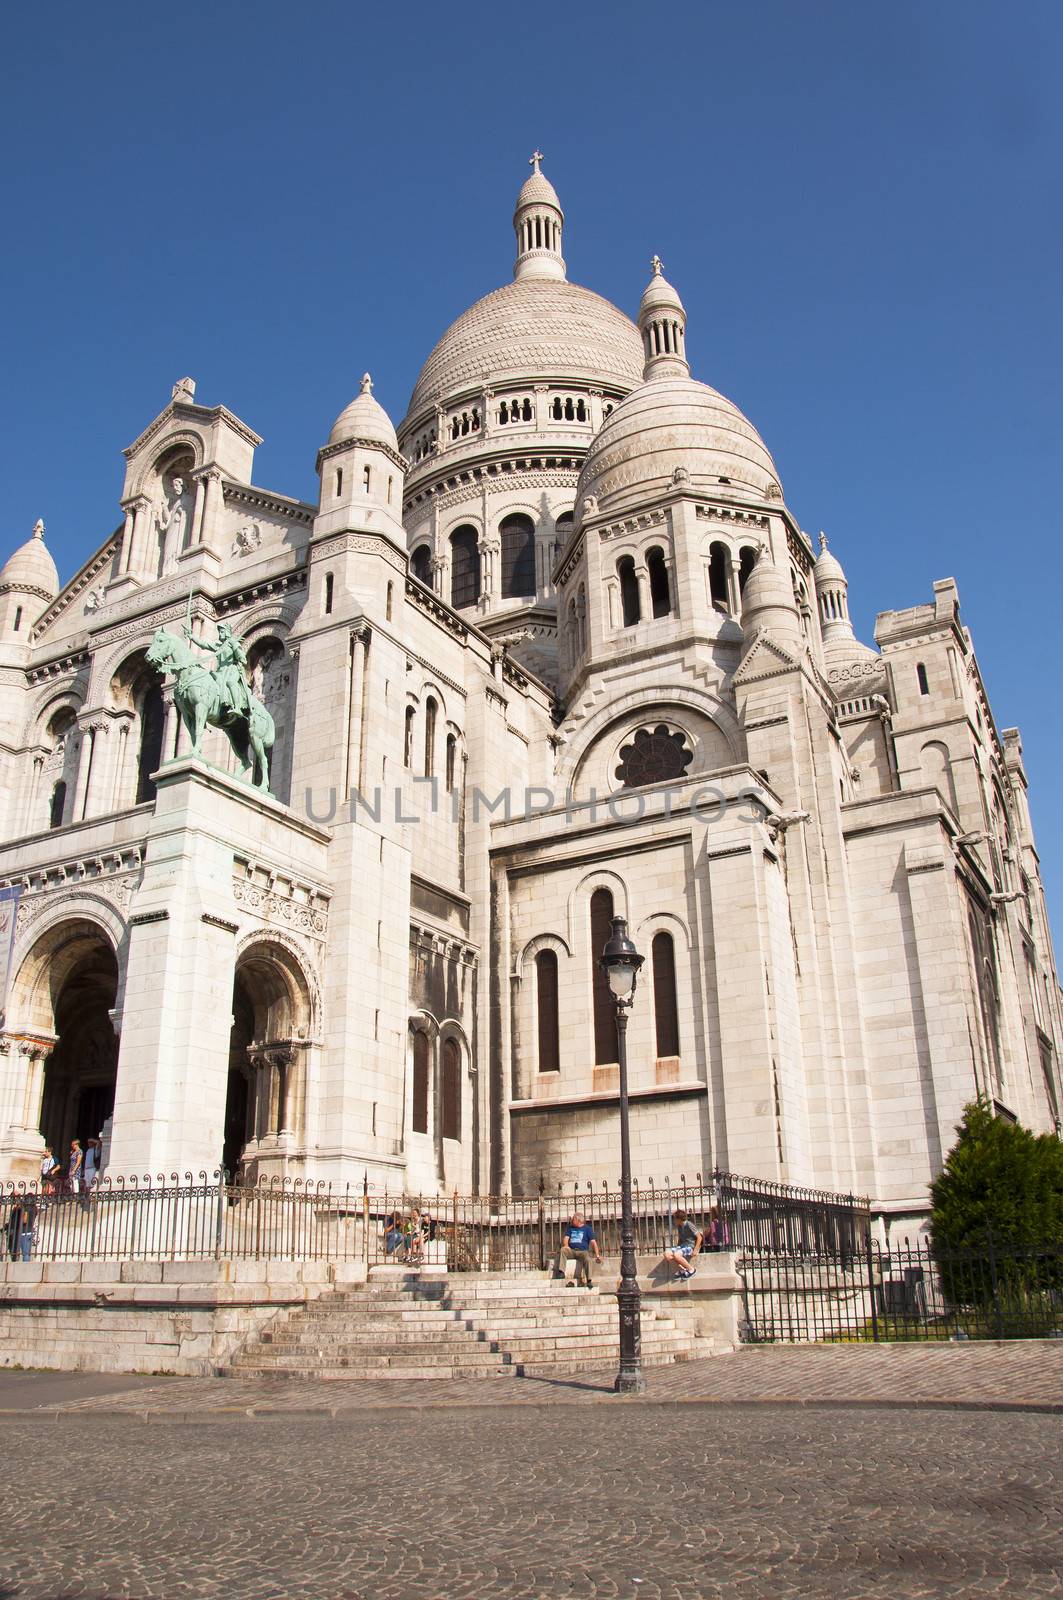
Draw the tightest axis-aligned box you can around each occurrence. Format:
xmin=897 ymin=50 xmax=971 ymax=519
xmin=0 ymin=920 xmax=316 ymax=1185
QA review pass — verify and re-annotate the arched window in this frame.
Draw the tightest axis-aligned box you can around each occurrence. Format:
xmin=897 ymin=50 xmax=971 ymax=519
xmin=386 ymin=582 xmax=393 ymax=620
xmin=590 ymin=888 xmax=618 ymax=1065
xmin=412 ymin=1031 xmax=429 ymax=1134
xmin=441 ymin=1039 xmax=461 ymax=1141
xmin=652 ymin=932 xmax=680 ymax=1058
xmin=500 ymin=514 xmax=536 ymax=598
xmin=48 ymin=780 xmax=67 ymax=830
xmin=404 ymin=705 xmax=415 ymax=768
xmin=324 ymin=573 xmax=334 ymax=614
xmin=135 ymin=682 xmax=165 ymax=805
xmin=423 ymin=696 xmax=437 ymax=778
xmin=647 ymin=547 xmax=671 ymax=618
xmin=738 ymin=547 xmax=758 ymax=596
xmin=13 ymin=606 xmax=22 ymax=633
xmin=618 ymin=556 xmax=640 ymax=628
xmin=450 ymin=526 xmax=481 ymax=609
xmin=709 ymin=543 xmax=731 ymax=612
xmin=411 ymin=545 xmax=432 ymax=585
xmin=917 ymin=662 xmax=930 ymax=696
xmin=536 ymin=950 xmax=560 ymax=1073
xmin=445 ymin=733 xmax=457 ymax=792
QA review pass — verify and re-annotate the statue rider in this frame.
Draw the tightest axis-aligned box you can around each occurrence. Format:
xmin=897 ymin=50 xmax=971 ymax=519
xmin=182 ymin=621 xmax=252 ymax=721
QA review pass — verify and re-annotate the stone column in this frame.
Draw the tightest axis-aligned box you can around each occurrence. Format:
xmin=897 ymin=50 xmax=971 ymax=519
xmin=634 ymin=565 xmax=650 ymax=623
xmin=0 ymin=1034 xmax=55 ymax=1182
xmin=189 ymin=472 xmax=209 ymax=547
xmin=24 ymin=753 xmax=45 ymax=834
xmin=728 ymin=555 xmax=742 ymax=617
xmin=118 ymin=502 xmax=137 ymax=576
xmin=109 ymin=714 xmax=134 ymax=811
xmin=160 ymin=688 xmax=178 ymax=766
xmin=199 ymin=469 xmax=224 ymax=547
xmin=72 ymin=721 xmax=97 ymax=822
xmin=82 ymin=721 xmax=111 ymax=819
xmin=126 ymin=496 xmax=153 ymax=578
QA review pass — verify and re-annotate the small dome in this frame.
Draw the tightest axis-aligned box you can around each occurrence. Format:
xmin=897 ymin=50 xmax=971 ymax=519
xmin=576 ymin=376 xmax=781 ymax=519
xmin=404 ymin=280 xmax=643 ymax=419
xmin=1 ymin=519 xmax=59 ymax=600
xmin=515 ymin=169 xmax=562 ymax=213
xmin=328 ymin=374 xmax=398 ymax=450
xmin=639 ymin=258 xmax=686 ymax=320
xmin=813 ymin=533 xmax=846 ymax=588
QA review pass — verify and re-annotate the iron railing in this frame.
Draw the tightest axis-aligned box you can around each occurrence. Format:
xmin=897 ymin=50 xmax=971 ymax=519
xmin=1 ymin=1168 xmax=867 ymax=1268
xmin=738 ymin=1231 xmax=1063 ymax=1343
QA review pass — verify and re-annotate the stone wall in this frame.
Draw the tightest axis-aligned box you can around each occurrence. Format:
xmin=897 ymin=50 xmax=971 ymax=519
xmin=0 ymin=1258 xmax=367 ymax=1376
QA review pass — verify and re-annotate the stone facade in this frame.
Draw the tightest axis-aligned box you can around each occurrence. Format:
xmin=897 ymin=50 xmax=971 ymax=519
xmin=0 ymin=162 xmax=1059 ymax=1225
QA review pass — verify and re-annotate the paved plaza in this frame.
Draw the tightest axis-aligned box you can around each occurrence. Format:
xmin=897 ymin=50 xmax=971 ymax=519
xmin=2 ymin=1347 xmax=1062 ymax=1598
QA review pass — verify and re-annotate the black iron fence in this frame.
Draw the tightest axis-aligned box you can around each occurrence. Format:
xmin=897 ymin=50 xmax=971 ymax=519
xmin=739 ymin=1231 xmax=1063 ymax=1343
xmin=1 ymin=1168 xmax=866 ymax=1269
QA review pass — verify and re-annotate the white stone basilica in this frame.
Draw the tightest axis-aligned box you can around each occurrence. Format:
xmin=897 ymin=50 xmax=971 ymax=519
xmin=0 ymin=159 xmax=1059 ymax=1224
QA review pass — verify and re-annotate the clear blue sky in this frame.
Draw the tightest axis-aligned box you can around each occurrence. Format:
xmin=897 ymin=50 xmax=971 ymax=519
xmin=3 ymin=2 xmax=1061 ymax=924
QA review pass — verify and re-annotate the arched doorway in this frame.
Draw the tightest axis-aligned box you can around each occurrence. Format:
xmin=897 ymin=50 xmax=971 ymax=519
xmin=10 ymin=922 xmax=120 ymax=1163
xmin=223 ymin=941 xmax=313 ymax=1181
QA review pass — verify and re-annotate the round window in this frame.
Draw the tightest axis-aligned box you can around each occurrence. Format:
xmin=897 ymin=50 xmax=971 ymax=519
xmin=615 ymin=725 xmax=693 ymax=789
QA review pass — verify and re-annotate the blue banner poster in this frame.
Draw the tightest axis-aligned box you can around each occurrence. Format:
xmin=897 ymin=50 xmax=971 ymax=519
xmin=0 ymin=884 xmax=21 ymax=1021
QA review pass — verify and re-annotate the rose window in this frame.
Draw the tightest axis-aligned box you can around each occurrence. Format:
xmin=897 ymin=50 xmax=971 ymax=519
xmin=615 ymin=725 xmax=693 ymax=789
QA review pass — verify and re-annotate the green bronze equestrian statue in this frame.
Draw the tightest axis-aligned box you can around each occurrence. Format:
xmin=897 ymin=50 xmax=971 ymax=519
xmin=145 ymin=619 xmax=276 ymax=793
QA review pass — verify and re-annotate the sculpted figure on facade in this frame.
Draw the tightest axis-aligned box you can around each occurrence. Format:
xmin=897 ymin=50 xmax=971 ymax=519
xmin=154 ymin=475 xmax=190 ymax=571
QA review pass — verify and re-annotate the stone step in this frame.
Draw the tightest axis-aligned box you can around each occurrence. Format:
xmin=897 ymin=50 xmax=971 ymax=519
xmin=223 ymin=1363 xmax=522 ymax=1382
xmin=261 ymin=1326 xmax=492 ymax=1347
xmin=257 ymin=1330 xmax=690 ymax=1359
xmin=229 ymin=1346 xmax=514 ymax=1372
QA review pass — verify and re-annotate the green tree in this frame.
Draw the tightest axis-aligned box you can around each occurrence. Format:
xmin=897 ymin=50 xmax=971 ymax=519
xmin=930 ymin=1099 xmax=1063 ymax=1250
xmin=930 ymin=1099 xmax=1063 ymax=1327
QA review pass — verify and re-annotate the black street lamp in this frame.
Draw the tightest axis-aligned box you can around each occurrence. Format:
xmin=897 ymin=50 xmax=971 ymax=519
xmin=599 ymin=914 xmax=645 ymax=1394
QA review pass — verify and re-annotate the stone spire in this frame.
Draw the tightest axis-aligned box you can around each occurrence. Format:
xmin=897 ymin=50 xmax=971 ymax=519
xmin=813 ymin=531 xmax=855 ymax=643
xmin=513 ymin=152 xmax=566 ymax=282
xmin=638 ymin=256 xmax=689 ymax=381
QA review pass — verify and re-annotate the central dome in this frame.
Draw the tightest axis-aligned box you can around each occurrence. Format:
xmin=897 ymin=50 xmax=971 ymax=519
xmin=404 ymin=278 xmax=644 ymax=420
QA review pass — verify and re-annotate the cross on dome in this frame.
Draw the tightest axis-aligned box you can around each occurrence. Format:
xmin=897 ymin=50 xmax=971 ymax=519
xmin=529 ymin=149 xmax=544 ymax=173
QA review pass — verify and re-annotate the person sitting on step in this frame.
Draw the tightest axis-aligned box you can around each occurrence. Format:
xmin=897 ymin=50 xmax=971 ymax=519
xmin=663 ymin=1209 xmax=703 ymax=1280
xmin=558 ymin=1211 xmax=602 ymax=1288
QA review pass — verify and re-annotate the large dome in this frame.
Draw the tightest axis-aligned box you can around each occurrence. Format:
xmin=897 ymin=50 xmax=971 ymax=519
xmin=404 ymin=279 xmax=644 ymax=420
xmin=576 ymin=376 xmax=781 ymax=519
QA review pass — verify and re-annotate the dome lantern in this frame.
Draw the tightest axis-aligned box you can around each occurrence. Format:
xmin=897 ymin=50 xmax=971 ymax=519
xmin=513 ymin=151 xmax=566 ymax=283
xmin=813 ymin=532 xmax=855 ymax=643
xmin=639 ymin=257 xmax=689 ymax=381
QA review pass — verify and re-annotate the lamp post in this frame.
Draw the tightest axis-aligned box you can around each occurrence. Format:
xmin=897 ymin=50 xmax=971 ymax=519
xmin=599 ymin=914 xmax=645 ymax=1394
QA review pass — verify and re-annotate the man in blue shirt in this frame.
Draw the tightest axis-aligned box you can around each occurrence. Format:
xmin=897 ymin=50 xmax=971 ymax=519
xmin=559 ymin=1211 xmax=602 ymax=1288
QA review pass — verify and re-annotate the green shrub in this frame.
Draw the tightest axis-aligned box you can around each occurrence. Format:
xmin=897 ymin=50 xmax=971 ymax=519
xmin=930 ymin=1099 xmax=1063 ymax=1310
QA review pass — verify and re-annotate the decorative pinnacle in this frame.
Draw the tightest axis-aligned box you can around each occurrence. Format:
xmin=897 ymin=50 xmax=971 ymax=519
xmin=360 ymin=373 xmax=372 ymax=395
xmin=32 ymin=518 xmax=44 ymax=540
xmin=819 ymin=531 xmax=828 ymax=552
xmin=529 ymin=149 xmax=544 ymax=173
xmin=651 ymin=254 xmax=664 ymax=276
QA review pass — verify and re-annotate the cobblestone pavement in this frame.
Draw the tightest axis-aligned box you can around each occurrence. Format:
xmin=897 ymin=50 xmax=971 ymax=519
xmin=4 ymin=1341 xmax=1061 ymax=1417
xmin=2 ymin=1404 xmax=1061 ymax=1598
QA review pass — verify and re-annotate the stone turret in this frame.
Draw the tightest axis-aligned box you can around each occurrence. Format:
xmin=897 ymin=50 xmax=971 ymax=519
xmin=0 ymin=519 xmax=59 ymax=642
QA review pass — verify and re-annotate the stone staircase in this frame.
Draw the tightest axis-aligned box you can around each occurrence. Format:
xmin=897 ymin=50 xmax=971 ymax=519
xmin=221 ymin=1271 xmax=708 ymax=1381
